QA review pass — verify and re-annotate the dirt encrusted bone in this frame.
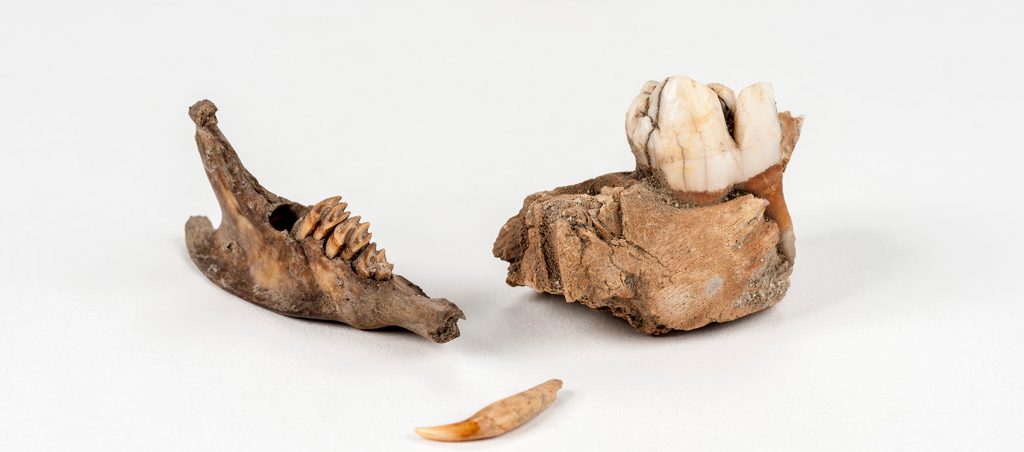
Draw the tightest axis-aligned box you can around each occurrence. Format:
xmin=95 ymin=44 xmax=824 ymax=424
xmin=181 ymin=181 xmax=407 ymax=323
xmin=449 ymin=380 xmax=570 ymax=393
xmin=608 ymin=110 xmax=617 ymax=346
xmin=184 ymin=100 xmax=464 ymax=343
xmin=494 ymin=80 xmax=803 ymax=333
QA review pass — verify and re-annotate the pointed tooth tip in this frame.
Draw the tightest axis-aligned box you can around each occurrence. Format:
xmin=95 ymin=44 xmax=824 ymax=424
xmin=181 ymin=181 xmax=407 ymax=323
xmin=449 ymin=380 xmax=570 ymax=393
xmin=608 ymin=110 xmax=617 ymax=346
xmin=414 ymin=426 xmax=455 ymax=442
xmin=414 ymin=421 xmax=480 ymax=442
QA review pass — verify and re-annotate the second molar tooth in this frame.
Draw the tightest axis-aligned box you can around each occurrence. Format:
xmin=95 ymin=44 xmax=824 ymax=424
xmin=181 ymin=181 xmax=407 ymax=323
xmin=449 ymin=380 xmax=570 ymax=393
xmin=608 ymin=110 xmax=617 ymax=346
xmin=647 ymin=76 xmax=738 ymax=193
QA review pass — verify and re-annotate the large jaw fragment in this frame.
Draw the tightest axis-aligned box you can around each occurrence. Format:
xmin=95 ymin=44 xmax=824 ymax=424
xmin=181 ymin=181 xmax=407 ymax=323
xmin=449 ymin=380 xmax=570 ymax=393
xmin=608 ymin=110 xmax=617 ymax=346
xmin=494 ymin=75 xmax=803 ymax=335
xmin=184 ymin=100 xmax=464 ymax=343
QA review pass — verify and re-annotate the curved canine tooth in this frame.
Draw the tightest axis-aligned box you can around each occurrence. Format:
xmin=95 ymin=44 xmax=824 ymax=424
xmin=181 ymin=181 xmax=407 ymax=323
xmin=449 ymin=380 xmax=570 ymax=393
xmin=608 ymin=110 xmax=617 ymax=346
xmin=415 ymin=379 xmax=563 ymax=442
xmin=735 ymin=82 xmax=782 ymax=178
xmin=341 ymin=222 xmax=372 ymax=260
xmin=294 ymin=196 xmax=341 ymax=239
xmin=647 ymin=76 xmax=739 ymax=193
xmin=326 ymin=216 xmax=360 ymax=258
xmin=625 ymin=80 xmax=660 ymax=169
xmin=312 ymin=202 xmax=350 ymax=240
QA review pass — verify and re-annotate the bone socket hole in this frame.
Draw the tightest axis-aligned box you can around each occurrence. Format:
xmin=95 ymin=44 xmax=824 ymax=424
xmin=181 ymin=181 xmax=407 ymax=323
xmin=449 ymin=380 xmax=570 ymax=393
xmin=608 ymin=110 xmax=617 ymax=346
xmin=268 ymin=203 xmax=303 ymax=231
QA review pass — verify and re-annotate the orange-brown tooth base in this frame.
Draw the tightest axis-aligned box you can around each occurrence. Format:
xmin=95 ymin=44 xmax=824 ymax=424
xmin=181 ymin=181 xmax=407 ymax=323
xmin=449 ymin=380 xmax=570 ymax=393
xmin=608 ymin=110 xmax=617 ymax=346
xmin=738 ymin=163 xmax=794 ymax=261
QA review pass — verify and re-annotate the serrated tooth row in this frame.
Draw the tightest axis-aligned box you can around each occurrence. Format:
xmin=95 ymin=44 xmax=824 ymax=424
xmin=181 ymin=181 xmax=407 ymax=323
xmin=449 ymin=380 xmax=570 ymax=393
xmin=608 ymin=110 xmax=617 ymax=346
xmin=353 ymin=243 xmax=394 ymax=281
xmin=293 ymin=196 xmax=393 ymax=280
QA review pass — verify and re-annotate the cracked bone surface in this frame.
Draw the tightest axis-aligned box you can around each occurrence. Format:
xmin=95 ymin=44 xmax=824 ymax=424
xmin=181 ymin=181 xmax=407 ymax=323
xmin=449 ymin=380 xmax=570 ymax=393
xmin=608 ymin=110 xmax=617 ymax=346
xmin=184 ymin=100 xmax=464 ymax=343
xmin=494 ymin=76 xmax=803 ymax=333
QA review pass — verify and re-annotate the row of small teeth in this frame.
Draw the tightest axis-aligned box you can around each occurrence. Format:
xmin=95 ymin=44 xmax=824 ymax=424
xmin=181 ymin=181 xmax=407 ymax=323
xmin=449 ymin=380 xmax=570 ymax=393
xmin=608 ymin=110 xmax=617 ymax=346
xmin=626 ymin=76 xmax=784 ymax=193
xmin=294 ymin=196 xmax=394 ymax=281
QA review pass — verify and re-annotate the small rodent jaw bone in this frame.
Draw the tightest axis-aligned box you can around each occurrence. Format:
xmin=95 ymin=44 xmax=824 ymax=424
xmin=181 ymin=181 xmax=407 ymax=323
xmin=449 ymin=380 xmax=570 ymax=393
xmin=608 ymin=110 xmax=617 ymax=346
xmin=184 ymin=100 xmax=462 ymax=343
xmin=415 ymin=379 xmax=563 ymax=442
xmin=625 ymin=76 xmax=784 ymax=195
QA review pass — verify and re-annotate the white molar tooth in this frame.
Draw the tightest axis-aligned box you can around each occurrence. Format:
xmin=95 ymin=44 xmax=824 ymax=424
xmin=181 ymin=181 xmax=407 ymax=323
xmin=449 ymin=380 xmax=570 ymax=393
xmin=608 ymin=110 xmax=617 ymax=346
xmin=735 ymin=82 xmax=783 ymax=178
xmin=625 ymin=76 xmax=788 ymax=195
xmin=625 ymin=80 xmax=660 ymax=169
xmin=647 ymin=76 xmax=739 ymax=193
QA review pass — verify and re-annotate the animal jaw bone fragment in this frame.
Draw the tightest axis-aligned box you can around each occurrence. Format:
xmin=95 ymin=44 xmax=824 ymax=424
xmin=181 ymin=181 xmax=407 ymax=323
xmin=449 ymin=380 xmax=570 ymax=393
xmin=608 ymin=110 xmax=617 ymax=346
xmin=415 ymin=379 xmax=563 ymax=442
xmin=184 ymin=100 xmax=464 ymax=343
xmin=495 ymin=75 xmax=803 ymax=333
xmin=626 ymin=75 xmax=801 ymax=260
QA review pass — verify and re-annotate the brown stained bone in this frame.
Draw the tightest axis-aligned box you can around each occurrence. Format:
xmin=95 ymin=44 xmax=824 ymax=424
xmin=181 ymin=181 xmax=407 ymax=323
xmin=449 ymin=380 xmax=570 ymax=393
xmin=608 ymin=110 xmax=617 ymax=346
xmin=493 ymin=112 xmax=803 ymax=334
xmin=184 ymin=100 xmax=464 ymax=343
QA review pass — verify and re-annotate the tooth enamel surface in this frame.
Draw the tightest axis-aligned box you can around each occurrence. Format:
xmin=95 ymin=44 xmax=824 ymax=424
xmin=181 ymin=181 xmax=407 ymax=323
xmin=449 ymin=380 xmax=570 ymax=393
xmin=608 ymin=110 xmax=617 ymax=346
xmin=625 ymin=76 xmax=784 ymax=194
xmin=625 ymin=81 xmax=659 ymax=169
xmin=707 ymin=83 xmax=736 ymax=112
xmin=734 ymin=82 xmax=783 ymax=178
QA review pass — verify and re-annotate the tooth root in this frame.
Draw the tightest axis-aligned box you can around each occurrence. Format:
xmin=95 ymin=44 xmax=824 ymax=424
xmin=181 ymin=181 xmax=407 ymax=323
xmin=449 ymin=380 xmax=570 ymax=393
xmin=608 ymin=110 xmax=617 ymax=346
xmin=415 ymin=379 xmax=563 ymax=442
xmin=294 ymin=196 xmax=341 ymax=239
xmin=312 ymin=202 xmax=350 ymax=240
xmin=735 ymin=82 xmax=782 ymax=178
xmin=341 ymin=222 xmax=372 ymax=260
xmin=326 ymin=216 xmax=360 ymax=258
xmin=648 ymin=76 xmax=738 ymax=193
xmin=625 ymin=80 xmax=660 ymax=169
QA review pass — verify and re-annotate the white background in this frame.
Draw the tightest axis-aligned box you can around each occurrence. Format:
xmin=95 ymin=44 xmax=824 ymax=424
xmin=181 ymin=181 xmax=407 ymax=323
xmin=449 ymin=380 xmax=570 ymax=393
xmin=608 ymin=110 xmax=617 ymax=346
xmin=2 ymin=1 xmax=1022 ymax=450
